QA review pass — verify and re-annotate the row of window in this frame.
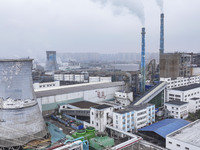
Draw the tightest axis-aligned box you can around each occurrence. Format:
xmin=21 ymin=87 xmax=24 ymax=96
xmin=168 ymin=141 xmax=189 ymax=150
xmin=39 ymin=84 xmax=56 ymax=88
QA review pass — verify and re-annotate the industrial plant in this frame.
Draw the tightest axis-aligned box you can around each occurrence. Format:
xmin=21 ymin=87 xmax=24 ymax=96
xmin=1 ymin=1 xmax=200 ymax=150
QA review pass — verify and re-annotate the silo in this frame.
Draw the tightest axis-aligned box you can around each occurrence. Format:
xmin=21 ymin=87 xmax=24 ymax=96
xmin=0 ymin=59 xmax=48 ymax=149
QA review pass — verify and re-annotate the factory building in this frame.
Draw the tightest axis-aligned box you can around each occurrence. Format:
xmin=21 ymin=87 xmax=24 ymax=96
xmin=167 ymin=84 xmax=200 ymax=102
xmin=115 ymin=91 xmax=133 ymax=106
xmin=164 ymin=101 xmax=188 ymax=119
xmin=160 ymin=76 xmax=200 ymax=89
xmin=188 ymin=97 xmax=200 ymax=113
xmin=160 ymin=53 xmax=192 ymax=79
xmin=35 ymin=81 xmax=124 ymax=114
xmin=113 ymin=104 xmax=155 ymax=136
xmin=33 ymin=81 xmax=60 ymax=89
xmin=90 ymin=104 xmax=114 ymax=132
xmin=0 ymin=59 xmax=47 ymax=149
xmin=166 ymin=119 xmax=200 ymax=150
xmin=54 ymin=73 xmax=86 ymax=83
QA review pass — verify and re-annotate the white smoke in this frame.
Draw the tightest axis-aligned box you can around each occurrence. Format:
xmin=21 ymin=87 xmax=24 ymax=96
xmin=155 ymin=0 xmax=163 ymax=12
xmin=92 ymin=0 xmax=145 ymax=25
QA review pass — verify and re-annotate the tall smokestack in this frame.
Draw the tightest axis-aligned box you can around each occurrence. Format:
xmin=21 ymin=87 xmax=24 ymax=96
xmin=160 ymin=13 xmax=164 ymax=54
xmin=140 ymin=27 xmax=146 ymax=93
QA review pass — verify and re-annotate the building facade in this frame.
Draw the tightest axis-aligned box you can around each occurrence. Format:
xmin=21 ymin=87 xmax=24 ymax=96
xmin=160 ymin=76 xmax=200 ymax=89
xmin=188 ymin=97 xmax=200 ymax=113
xmin=90 ymin=104 xmax=113 ymax=132
xmin=164 ymin=101 xmax=188 ymax=119
xmin=167 ymin=84 xmax=200 ymax=102
xmin=113 ymin=104 xmax=155 ymax=136
xmin=160 ymin=53 xmax=192 ymax=79
xmin=115 ymin=91 xmax=133 ymax=106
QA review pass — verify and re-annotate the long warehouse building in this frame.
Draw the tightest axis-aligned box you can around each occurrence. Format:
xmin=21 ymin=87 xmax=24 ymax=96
xmin=35 ymin=81 xmax=124 ymax=115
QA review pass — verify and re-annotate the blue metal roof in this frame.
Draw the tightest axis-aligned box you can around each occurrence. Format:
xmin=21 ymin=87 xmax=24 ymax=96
xmin=138 ymin=119 xmax=190 ymax=138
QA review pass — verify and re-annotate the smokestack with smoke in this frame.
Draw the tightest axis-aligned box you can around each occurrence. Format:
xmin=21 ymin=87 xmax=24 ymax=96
xmin=140 ymin=27 xmax=146 ymax=94
xmin=155 ymin=0 xmax=164 ymax=12
xmin=92 ymin=0 xmax=145 ymax=25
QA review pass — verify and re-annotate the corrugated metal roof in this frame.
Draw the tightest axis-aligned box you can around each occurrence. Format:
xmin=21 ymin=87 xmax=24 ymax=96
xmin=138 ymin=119 xmax=190 ymax=138
xmin=35 ymin=81 xmax=124 ymax=98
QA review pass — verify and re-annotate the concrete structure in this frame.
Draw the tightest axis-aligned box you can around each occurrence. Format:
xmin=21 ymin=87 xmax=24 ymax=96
xmin=192 ymin=67 xmax=200 ymax=76
xmin=140 ymin=27 xmax=146 ymax=93
xmin=188 ymin=97 xmax=200 ymax=113
xmin=168 ymin=84 xmax=200 ymax=102
xmin=160 ymin=53 xmax=192 ymax=78
xmin=33 ymin=81 xmax=60 ymax=89
xmin=160 ymin=76 xmax=200 ymax=89
xmin=113 ymin=104 xmax=155 ymax=136
xmin=160 ymin=13 xmax=164 ymax=54
xmin=166 ymin=119 xmax=200 ymax=150
xmin=90 ymin=104 xmax=113 ymax=132
xmin=35 ymin=81 xmax=124 ymax=114
xmin=115 ymin=91 xmax=133 ymax=106
xmin=46 ymin=51 xmax=58 ymax=71
xmin=0 ymin=59 xmax=47 ymax=148
xmin=164 ymin=101 xmax=188 ymax=119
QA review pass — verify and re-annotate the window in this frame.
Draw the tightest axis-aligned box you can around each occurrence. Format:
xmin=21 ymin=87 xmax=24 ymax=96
xmin=185 ymin=147 xmax=189 ymax=150
xmin=116 ymin=115 xmax=118 ymax=119
xmin=177 ymin=144 xmax=180 ymax=147
xmin=92 ymin=121 xmax=94 ymax=124
xmin=96 ymin=123 xmax=98 ymax=126
xmin=169 ymin=141 xmax=172 ymax=144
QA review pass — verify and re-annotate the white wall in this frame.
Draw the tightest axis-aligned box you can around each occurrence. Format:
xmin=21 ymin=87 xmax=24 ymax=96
xmin=165 ymin=103 xmax=188 ymax=119
xmin=188 ymin=98 xmax=200 ymax=113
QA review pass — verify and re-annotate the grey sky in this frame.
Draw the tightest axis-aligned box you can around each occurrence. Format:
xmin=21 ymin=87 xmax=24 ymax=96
xmin=0 ymin=0 xmax=199 ymax=58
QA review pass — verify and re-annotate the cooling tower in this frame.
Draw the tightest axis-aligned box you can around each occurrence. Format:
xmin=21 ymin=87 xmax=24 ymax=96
xmin=46 ymin=51 xmax=58 ymax=71
xmin=0 ymin=59 xmax=48 ymax=148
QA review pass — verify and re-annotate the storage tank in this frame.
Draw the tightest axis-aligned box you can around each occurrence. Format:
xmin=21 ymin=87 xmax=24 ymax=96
xmin=0 ymin=59 xmax=48 ymax=149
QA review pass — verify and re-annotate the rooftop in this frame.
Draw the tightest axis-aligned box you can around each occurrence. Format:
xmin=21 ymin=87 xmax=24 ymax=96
xmin=139 ymin=119 xmax=190 ymax=138
xmin=115 ymin=103 xmax=152 ymax=114
xmin=0 ymin=58 xmax=33 ymax=62
xmin=165 ymin=100 xmax=188 ymax=106
xmin=190 ymin=97 xmax=200 ymax=101
xmin=92 ymin=104 xmax=112 ymax=110
xmin=173 ymin=83 xmax=200 ymax=91
xmin=168 ymin=119 xmax=200 ymax=147
xmin=69 ymin=101 xmax=99 ymax=109
xmin=35 ymin=81 xmax=124 ymax=97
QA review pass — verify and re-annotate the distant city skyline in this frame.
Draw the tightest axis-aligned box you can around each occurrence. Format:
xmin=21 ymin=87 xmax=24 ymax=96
xmin=0 ymin=0 xmax=200 ymax=58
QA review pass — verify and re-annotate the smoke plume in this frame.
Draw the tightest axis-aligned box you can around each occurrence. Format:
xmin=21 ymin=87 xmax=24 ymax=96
xmin=155 ymin=0 xmax=163 ymax=12
xmin=92 ymin=0 xmax=145 ymax=25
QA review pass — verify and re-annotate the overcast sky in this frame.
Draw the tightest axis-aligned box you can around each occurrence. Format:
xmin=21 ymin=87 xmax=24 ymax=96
xmin=0 ymin=0 xmax=199 ymax=58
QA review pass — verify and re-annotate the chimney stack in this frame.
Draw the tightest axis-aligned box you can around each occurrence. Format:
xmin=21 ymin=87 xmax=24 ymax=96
xmin=160 ymin=13 xmax=164 ymax=54
xmin=141 ymin=27 xmax=146 ymax=93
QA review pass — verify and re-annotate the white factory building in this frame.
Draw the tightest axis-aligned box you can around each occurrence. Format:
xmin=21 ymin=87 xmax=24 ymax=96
xmin=188 ymin=97 xmax=200 ymax=113
xmin=164 ymin=101 xmax=188 ymax=119
xmin=167 ymin=84 xmax=200 ymax=102
xmin=35 ymin=81 xmax=124 ymax=114
xmin=54 ymin=73 xmax=85 ymax=82
xmin=160 ymin=76 xmax=200 ymax=89
xmin=33 ymin=81 xmax=60 ymax=89
xmin=166 ymin=119 xmax=200 ymax=150
xmin=90 ymin=104 xmax=114 ymax=132
xmin=113 ymin=104 xmax=155 ymax=136
xmin=115 ymin=91 xmax=133 ymax=106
